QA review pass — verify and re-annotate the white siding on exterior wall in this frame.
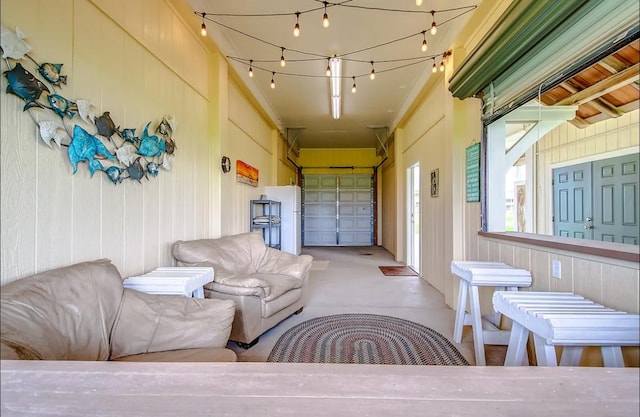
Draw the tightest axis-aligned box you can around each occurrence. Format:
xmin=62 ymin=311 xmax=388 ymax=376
xmin=536 ymin=109 xmax=640 ymax=235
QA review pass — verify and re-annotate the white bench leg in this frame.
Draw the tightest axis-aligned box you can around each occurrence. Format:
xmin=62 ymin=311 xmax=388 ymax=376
xmin=192 ymin=286 xmax=205 ymax=298
xmin=601 ymin=346 xmax=625 ymax=367
xmin=469 ymin=285 xmax=486 ymax=366
xmin=533 ymin=334 xmax=558 ymax=366
xmin=559 ymin=346 xmax=583 ymax=366
xmin=453 ymin=280 xmax=468 ymax=343
xmin=504 ymin=321 xmax=528 ymax=366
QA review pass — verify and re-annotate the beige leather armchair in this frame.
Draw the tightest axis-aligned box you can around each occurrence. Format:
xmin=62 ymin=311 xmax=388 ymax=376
xmin=1 ymin=259 xmax=237 ymax=362
xmin=172 ymin=232 xmax=313 ymax=348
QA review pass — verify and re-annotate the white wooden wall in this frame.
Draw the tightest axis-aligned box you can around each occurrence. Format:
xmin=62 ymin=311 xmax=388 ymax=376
xmin=536 ymin=109 xmax=640 ymax=234
xmin=0 ymin=0 xmax=275 ymax=284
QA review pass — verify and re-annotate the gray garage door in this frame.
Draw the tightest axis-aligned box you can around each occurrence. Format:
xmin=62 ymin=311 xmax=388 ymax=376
xmin=303 ymin=174 xmax=373 ymax=246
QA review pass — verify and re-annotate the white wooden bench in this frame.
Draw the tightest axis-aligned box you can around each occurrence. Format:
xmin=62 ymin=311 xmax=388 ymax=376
xmin=451 ymin=261 xmax=532 ymax=365
xmin=493 ymin=291 xmax=640 ymax=367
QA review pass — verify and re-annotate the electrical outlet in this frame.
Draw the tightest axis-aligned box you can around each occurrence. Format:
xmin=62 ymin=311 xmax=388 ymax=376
xmin=552 ymin=260 xmax=561 ymax=279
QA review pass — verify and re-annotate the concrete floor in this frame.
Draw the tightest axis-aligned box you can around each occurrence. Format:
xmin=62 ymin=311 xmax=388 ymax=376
xmin=227 ymin=245 xmax=506 ymax=365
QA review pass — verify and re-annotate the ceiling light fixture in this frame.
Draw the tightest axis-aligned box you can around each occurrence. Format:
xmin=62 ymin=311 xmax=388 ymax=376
xmin=322 ymin=2 xmax=330 ymax=28
xmin=280 ymin=47 xmax=286 ymax=67
xmin=416 ymin=0 xmax=424 ymax=6
xmin=430 ymin=11 xmax=437 ymax=35
xmin=293 ymin=12 xmax=301 ymax=37
xmin=326 ymin=58 xmax=331 ymax=76
xmin=200 ymin=13 xmax=207 ymax=36
xmin=369 ymin=61 xmax=376 ymax=80
xmin=351 ymin=76 xmax=357 ymax=93
xmin=431 ymin=58 xmax=437 ymax=73
xmin=329 ymin=57 xmax=342 ymax=119
xmin=270 ymin=72 xmax=276 ymax=88
xmin=421 ymin=31 xmax=428 ymax=52
xmin=249 ymin=59 xmax=254 ymax=77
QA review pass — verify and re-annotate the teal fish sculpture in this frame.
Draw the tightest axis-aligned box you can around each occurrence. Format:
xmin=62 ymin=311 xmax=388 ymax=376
xmin=68 ymin=125 xmax=115 ymax=176
xmin=47 ymin=94 xmax=76 ymax=118
xmin=146 ymin=162 xmax=159 ymax=177
xmin=137 ymin=122 xmax=165 ymax=157
xmin=104 ymin=166 xmax=125 ymax=185
xmin=38 ymin=63 xmax=67 ymax=86
xmin=3 ymin=63 xmax=49 ymax=110
xmin=121 ymin=128 xmax=138 ymax=144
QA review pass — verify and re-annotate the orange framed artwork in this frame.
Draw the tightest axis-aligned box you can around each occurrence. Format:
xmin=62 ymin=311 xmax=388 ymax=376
xmin=236 ymin=160 xmax=259 ymax=186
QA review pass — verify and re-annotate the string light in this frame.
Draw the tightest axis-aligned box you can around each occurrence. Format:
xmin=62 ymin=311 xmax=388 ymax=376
xmin=352 ymin=76 xmax=357 ymax=93
xmin=430 ymin=11 xmax=437 ymax=35
xmin=280 ymin=47 xmax=286 ymax=67
xmin=431 ymin=58 xmax=437 ymax=73
xmin=200 ymin=13 xmax=207 ymax=36
xmin=293 ymin=12 xmax=301 ymax=37
xmin=322 ymin=2 xmax=330 ymax=28
xmin=370 ymin=61 xmax=376 ymax=80
xmin=249 ymin=59 xmax=254 ymax=77
xmin=439 ymin=59 xmax=445 ymax=72
xmin=416 ymin=0 xmax=423 ymax=6
xmin=326 ymin=58 xmax=331 ymax=76
xmin=421 ymin=31 xmax=427 ymax=52
xmin=270 ymin=72 xmax=275 ymax=88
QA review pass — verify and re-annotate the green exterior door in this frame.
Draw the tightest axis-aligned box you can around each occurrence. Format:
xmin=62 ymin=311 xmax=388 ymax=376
xmin=553 ymin=162 xmax=593 ymax=239
xmin=592 ymin=154 xmax=639 ymax=245
xmin=553 ymin=153 xmax=639 ymax=244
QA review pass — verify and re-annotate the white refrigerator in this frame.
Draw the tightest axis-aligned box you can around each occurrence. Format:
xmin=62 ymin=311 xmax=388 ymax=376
xmin=265 ymin=185 xmax=301 ymax=255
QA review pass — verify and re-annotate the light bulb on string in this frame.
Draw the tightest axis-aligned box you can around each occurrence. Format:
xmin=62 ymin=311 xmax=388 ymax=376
xmin=431 ymin=58 xmax=437 ymax=73
xmin=249 ymin=60 xmax=254 ymax=77
xmin=421 ymin=31 xmax=427 ymax=52
xmin=322 ymin=2 xmax=330 ymax=28
xmin=280 ymin=47 xmax=286 ymax=67
xmin=351 ymin=77 xmax=357 ymax=93
xmin=416 ymin=0 xmax=423 ymax=5
xmin=439 ymin=59 xmax=445 ymax=72
xmin=430 ymin=11 xmax=437 ymax=35
xmin=200 ymin=13 xmax=207 ymax=36
xmin=326 ymin=58 xmax=331 ymax=76
xmin=370 ymin=61 xmax=376 ymax=80
xmin=270 ymin=72 xmax=275 ymax=89
xmin=293 ymin=12 xmax=301 ymax=37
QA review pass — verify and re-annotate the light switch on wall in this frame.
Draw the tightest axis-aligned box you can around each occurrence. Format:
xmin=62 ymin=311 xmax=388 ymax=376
xmin=552 ymin=260 xmax=561 ymax=279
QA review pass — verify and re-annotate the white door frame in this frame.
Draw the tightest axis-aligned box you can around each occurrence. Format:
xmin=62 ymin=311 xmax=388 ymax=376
xmin=407 ymin=164 xmax=420 ymax=273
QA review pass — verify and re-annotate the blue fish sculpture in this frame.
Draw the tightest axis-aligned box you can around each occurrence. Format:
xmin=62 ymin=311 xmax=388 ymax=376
xmin=146 ymin=161 xmax=159 ymax=177
xmin=104 ymin=166 xmax=125 ymax=185
xmin=127 ymin=157 xmax=146 ymax=183
xmin=38 ymin=63 xmax=67 ymax=86
xmin=47 ymin=94 xmax=76 ymax=118
xmin=68 ymin=125 xmax=116 ymax=176
xmin=3 ymin=62 xmax=49 ymax=110
xmin=137 ymin=122 xmax=165 ymax=157
xmin=121 ymin=128 xmax=138 ymax=144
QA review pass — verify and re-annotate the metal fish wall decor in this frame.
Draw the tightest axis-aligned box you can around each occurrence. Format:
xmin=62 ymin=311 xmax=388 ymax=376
xmin=1 ymin=25 xmax=177 ymax=186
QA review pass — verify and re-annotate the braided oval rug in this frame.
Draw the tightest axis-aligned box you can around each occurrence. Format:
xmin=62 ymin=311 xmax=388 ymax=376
xmin=267 ymin=313 xmax=469 ymax=366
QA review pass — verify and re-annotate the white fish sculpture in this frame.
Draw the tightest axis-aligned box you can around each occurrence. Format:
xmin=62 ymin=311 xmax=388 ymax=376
xmin=76 ymin=99 xmax=96 ymax=124
xmin=38 ymin=120 xmax=69 ymax=148
xmin=0 ymin=25 xmax=32 ymax=59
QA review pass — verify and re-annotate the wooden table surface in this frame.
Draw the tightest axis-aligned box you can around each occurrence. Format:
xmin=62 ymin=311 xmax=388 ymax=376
xmin=2 ymin=360 xmax=638 ymax=416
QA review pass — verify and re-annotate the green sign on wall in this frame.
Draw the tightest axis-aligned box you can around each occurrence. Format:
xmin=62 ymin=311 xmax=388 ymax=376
xmin=466 ymin=142 xmax=481 ymax=202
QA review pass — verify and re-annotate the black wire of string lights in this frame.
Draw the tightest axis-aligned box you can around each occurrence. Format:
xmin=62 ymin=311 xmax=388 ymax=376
xmin=195 ymin=2 xmax=475 ymax=89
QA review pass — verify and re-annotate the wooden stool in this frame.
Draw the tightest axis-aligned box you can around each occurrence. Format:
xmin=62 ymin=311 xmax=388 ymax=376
xmin=451 ymin=261 xmax=532 ymax=366
xmin=493 ymin=291 xmax=640 ymax=367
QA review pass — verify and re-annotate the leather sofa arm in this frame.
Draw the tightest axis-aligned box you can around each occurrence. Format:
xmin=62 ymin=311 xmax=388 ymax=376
xmin=258 ymin=248 xmax=313 ymax=280
xmin=109 ymin=289 xmax=235 ymax=360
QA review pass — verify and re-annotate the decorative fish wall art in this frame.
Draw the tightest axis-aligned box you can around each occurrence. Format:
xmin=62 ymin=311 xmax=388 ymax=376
xmin=0 ymin=24 xmax=177 ymax=185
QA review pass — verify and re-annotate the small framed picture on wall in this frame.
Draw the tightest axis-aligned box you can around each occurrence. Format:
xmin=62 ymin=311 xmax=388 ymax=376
xmin=430 ymin=168 xmax=439 ymax=197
